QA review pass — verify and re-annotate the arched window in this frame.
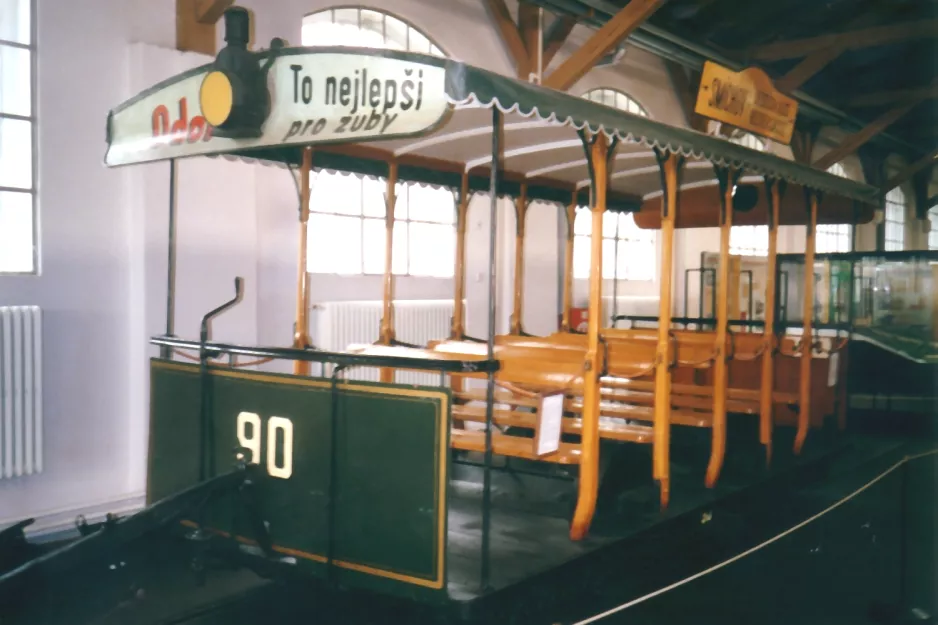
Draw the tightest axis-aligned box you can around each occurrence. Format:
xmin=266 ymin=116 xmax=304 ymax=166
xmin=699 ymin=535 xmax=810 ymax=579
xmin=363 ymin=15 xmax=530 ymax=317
xmin=885 ymin=186 xmax=906 ymax=251
xmin=728 ymin=132 xmax=769 ymax=256
xmin=302 ymin=7 xmax=445 ymax=56
xmin=581 ymin=88 xmax=648 ymax=117
xmin=573 ymin=89 xmax=655 ymax=280
xmin=301 ymin=8 xmax=453 ymax=277
xmin=816 ymin=162 xmax=853 ymax=253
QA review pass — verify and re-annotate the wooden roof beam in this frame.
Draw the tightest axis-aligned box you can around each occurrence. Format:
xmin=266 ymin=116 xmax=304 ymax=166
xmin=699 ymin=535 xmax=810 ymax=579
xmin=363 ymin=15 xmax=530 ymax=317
xmin=195 ymin=0 xmax=234 ymax=24
xmin=845 ymin=84 xmax=938 ymax=108
xmin=813 ymin=100 xmax=924 ymax=170
xmin=543 ymin=0 xmax=667 ymax=91
xmin=543 ymin=15 xmax=578 ymax=69
xmin=882 ymin=148 xmax=938 ymax=194
xmin=750 ymin=18 xmax=938 ymax=62
xmin=484 ymin=0 xmax=531 ymax=79
xmin=176 ymin=0 xmax=234 ymax=56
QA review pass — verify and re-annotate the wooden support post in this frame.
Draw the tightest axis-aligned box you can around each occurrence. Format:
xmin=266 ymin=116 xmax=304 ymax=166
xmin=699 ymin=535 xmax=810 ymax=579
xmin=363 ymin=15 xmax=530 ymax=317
xmin=760 ymin=178 xmax=783 ymax=466
xmin=176 ymin=0 xmax=235 ymax=56
xmin=570 ymin=131 xmax=614 ymax=541
xmin=293 ymin=148 xmax=313 ymax=375
xmin=560 ymin=197 xmax=577 ymax=332
xmin=379 ymin=163 xmax=399 ymax=384
xmin=706 ymin=166 xmax=738 ymax=488
xmin=796 ymin=190 xmax=819 ymax=454
xmin=451 ymin=173 xmax=470 ymax=339
xmin=653 ymin=151 xmax=683 ymax=508
xmin=510 ymin=185 xmax=529 ymax=335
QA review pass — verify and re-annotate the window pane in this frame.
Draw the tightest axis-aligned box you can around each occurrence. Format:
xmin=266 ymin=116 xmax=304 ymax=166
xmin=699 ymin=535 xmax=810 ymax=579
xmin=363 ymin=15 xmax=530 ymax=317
xmin=394 ymin=181 xmax=408 ymax=219
xmin=408 ymin=28 xmax=431 ymax=55
xmin=601 ymin=237 xmax=616 ymax=279
xmin=601 ymin=211 xmax=620 ymax=238
xmin=362 ymin=176 xmax=386 ymax=218
xmin=384 ymin=15 xmax=410 ymax=51
xmin=392 ymin=223 xmax=408 ymax=275
xmin=621 ymin=240 xmax=655 ymax=280
xmin=0 ymin=45 xmax=30 ymax=116
xmin=308 ymin=214 xmax=362 ymax=274
xmin=312 ymin=171 xmax=361 ymax=215
xmin=0 ymin=0 xmax=30 ymax=44
xmin=0 ymin=190 xmax=32 ymax=272
xmin=408 ymin=222 xmax=453 ymax=277
xmin=0 ymin=117 xmax=31 ymax=189
xmin=573 ymin=207 xmax=591 ymax=236
xmin=407 ymin=184 xmax=453 ymax=223
xmin=573 ymin=235 xmax=590 ymax=279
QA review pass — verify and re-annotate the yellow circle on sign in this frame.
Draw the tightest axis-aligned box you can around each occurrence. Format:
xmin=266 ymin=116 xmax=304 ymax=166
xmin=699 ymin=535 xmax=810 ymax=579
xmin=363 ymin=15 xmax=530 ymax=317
xmin=200 ymin=71 xmax=234 ymax=127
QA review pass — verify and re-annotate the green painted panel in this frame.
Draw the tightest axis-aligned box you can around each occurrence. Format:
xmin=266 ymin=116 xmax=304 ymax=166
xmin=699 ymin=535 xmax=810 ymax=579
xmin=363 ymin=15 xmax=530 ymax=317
xmin=147 ymin=359 xmax=450 ymax=601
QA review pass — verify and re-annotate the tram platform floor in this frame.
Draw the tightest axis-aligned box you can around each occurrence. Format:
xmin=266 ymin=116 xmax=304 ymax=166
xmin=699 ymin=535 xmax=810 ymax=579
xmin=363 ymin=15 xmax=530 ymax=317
xmin=3 ymin=421 xmax=933 ymax=625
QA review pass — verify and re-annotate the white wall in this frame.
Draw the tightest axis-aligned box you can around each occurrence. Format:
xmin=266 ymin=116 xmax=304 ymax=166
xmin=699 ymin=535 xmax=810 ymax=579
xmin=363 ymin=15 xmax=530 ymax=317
xmin=0 ymin=0 xmax=907 ymax=531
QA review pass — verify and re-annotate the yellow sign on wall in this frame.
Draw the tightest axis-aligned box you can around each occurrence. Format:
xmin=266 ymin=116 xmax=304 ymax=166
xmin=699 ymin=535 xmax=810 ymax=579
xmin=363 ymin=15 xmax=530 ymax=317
xmin=694 ymin=61 xmax=798 ymax=145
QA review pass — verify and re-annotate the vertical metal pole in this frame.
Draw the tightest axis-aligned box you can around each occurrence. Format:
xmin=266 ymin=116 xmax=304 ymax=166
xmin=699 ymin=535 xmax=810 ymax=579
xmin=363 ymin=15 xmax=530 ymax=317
xmin=163 ymin=159 xmax=178 ymax=359
xmin=480 ymin=107 xmax=501 ymax=592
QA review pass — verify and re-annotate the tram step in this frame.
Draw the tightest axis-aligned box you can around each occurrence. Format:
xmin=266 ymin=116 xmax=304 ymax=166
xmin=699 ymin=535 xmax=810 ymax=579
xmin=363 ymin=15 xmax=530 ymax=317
xmin=450 ymin=429 xmax=581 ymax=464
xmin=452 ymin=405 xmax=654 ymax=443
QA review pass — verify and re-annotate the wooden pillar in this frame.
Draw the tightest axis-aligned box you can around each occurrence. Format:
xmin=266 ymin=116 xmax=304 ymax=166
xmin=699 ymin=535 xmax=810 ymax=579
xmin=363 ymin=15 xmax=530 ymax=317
xmin=706 ymin=166 xmax=738 ymax=488
xmin=653 ymin=150 xmax=682 ymax=509
xmin=509 ymin=185 xmax=529 ymax=335
xmin=379 ymin=162 xmax=399 ymax=384
xmin=451 ymin=173 xmax=470 ymax=339
xmin=560 ymin=197 xmax=577 ymax=331
xmin=796 ymin=190 xmax=819 ymax=454
xmin=760 ymin=178 xmax=783 ymax=465
xmin=570 ymin=132 xmax=615 ymax=541
xmin=293 ymin=148 xmax=313 ymax=375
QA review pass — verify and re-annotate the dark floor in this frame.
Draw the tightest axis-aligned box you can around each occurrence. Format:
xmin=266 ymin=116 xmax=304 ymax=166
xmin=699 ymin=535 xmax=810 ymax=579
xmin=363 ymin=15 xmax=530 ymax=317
xmin=1 ymin=419 xmax=935 ymax=625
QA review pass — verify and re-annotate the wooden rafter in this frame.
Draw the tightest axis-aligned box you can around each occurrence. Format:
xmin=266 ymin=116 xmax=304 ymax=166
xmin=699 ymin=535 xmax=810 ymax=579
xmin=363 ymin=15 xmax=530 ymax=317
xmin=813 ymin=100 xmax=925 ymax=170
xmin=543 ymin=15 xmax=577 ymax=69
xmin=750 ymin=18 xmax=938 ymax=62
xmin=176 ymin=0 xmax=234 ymax=56
xmin=484 ymin=0 xmax=530 ymax=78
xmin=518 ymin=2 xmax=540 ymax=78
xmin=196 ymin=0 xmax=234 ymax=24
xmin=882 ymin=148 xmax=938 ymax=194
xmin=845 ymin=84 xmax=938 ymax=108
xmin=543 ymin=0 xmax=666 ymax=91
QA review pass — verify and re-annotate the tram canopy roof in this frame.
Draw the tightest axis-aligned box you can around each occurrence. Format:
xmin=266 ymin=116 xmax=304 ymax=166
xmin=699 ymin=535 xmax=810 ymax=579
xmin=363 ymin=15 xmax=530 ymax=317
xmin=105 ymin=46 xmax=880 ymax=215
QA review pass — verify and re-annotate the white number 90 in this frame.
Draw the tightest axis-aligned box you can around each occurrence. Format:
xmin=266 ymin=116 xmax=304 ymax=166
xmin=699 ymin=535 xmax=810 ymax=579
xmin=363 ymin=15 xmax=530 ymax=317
xmin=236 ymin=411 xmax=294 ymax=479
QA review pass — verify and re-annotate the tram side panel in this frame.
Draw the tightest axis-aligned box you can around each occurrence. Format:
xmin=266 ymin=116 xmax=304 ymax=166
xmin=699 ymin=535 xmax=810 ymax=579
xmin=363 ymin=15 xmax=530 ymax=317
xmin=147 ymin=359 xmax=451 ymax=602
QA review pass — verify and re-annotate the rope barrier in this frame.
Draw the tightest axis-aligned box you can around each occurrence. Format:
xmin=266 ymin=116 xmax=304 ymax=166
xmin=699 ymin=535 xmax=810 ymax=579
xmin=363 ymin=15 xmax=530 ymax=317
xmin=566 ymin=447 xmax=938 ymax=625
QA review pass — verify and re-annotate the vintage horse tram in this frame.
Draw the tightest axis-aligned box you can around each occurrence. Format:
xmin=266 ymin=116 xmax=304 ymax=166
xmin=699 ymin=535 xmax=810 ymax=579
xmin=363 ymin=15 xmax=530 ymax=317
xmin=0 ymin=7 xmax=886 ymax=623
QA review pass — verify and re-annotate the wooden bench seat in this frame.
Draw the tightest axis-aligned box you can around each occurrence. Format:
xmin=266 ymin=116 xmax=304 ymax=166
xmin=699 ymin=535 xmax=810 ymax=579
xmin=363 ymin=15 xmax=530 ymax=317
xmin=452 ymin=404 xmax=655 ymax=443
xmin=450 ymin=429 xmax=581 ymax=464
xmin=454 ymin=389 xmax=713 ymax=428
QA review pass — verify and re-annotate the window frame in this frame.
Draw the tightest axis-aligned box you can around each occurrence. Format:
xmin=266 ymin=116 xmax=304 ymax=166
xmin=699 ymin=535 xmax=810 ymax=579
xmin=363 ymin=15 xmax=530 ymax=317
xmin=884 ymin=186 xmax=906 ymax=252
xmin=726 ymin=132 xmax=769 ymax=257
xmin=0 ymin=0 xmax=38 ymax=275
xmin=301 ymin=5 xmax=447 ymax=57
xmin=928 ymin=208 xmax=938 ymax=251
xmin=815 ymin=162 xmax=853 ymax=253
xmin=306 ymin=172 xmax=457 ymax=278
xmin=572 ymin=207 xmax=656 ymax=281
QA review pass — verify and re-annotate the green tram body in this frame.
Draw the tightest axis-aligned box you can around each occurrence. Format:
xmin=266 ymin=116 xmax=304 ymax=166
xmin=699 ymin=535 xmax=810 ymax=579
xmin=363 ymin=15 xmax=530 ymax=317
xmin=102 ymin=7 xmax=882 ymax=607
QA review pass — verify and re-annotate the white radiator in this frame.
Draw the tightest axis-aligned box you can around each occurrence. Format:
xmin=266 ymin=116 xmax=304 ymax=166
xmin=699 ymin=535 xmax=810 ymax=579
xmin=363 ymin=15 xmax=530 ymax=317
xmin=0 ymin=306 xmax=42 ymax=479
xmin=314 ymin=299 xmax=458 ymax=385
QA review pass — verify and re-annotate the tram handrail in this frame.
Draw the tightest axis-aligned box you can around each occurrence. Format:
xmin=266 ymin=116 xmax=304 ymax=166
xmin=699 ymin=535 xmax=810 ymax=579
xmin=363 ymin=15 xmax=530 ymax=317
xmin=611 ymin=315 xmax=853 ymax=332
xmin=150 ymin=335 xmax=500 ymax=374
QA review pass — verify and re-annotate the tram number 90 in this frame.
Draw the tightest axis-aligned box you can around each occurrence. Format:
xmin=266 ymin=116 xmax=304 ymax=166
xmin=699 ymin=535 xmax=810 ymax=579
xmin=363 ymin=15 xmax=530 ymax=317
xmin=236 ymin=411 xmax=294 ymax=479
